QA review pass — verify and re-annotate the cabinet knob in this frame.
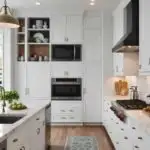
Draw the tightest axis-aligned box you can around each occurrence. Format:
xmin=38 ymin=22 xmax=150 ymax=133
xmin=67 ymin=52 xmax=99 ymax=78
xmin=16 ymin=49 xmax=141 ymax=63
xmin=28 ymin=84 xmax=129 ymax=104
xmin=121 ymin=128 xmax=124 ymax=131
xmin=69 ymin=110 xmax=74 ymax=112
xmin=36 ymin=118 xmax=40 ymax=121
xmin=138 ymin=137 xmax=143 ymax=140
xmin=116 ymin=142 xmax=119 ymax=144
xmin=60 ymin=110 xmax=65 ymax=112
xmin=70 ymin=117 xmax=74 ymax=119
xmin=132 ymin=127 xmax=136 ymax=130
xmin=13 ymin=138 xmax=18 ymax=143
xmin=134 ymin=146 xmax=139 ymax=149
xmin=20 ymin=146 xmax=25 ymax=150
xmin=124 ymin=136 xmax=128 ymax=140
xmin=116 ymin=122 xmax=119 ymax=124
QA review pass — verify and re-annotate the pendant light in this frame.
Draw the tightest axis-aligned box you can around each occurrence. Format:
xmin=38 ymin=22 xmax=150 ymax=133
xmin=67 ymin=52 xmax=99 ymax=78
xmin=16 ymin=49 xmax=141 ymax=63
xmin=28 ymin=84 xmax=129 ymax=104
xmin=0 ymin=0 xmax=19 ymax=28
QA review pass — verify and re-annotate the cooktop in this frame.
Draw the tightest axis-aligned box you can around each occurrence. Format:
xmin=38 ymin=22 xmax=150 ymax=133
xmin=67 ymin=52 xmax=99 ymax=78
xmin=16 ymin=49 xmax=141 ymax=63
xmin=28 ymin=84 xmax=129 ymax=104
xmin=116 ymin=99 xmax=148 ymax=110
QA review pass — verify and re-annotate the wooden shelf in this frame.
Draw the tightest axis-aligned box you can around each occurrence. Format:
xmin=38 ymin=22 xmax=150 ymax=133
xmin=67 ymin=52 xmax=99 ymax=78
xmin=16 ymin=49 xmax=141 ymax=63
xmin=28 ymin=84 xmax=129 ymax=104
xmin=28 ymin=43 xmax=50 ymax=45
xmin=28 ymin=28 xmax=50 ymax=31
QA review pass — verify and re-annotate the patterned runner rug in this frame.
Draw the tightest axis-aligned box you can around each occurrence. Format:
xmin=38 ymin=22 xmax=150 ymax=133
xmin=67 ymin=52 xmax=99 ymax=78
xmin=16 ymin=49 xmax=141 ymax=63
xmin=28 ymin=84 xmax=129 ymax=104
xmin=64 ymin=136 xmax=99 ymax=150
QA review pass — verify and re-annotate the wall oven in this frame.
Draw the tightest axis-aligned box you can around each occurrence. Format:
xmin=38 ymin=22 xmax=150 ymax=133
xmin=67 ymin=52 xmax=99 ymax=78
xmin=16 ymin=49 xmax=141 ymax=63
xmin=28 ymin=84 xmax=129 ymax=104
xmin=51 ymin=78 xmax=82 ymax=101
xmin=51 ymin=44 xmax=82 ymax=61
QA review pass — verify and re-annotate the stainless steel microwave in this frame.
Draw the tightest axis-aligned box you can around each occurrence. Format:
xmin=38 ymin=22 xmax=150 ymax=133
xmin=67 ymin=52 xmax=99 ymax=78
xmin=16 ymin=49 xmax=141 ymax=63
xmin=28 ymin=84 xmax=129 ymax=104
xmin=51 ymin=44 xmax=82 ymax=61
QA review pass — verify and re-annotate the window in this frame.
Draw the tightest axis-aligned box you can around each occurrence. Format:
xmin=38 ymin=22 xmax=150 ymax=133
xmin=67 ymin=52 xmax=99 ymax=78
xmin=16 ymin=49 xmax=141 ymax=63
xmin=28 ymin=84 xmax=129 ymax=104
xmin=0 ymin=29 xmax=3 ymax=86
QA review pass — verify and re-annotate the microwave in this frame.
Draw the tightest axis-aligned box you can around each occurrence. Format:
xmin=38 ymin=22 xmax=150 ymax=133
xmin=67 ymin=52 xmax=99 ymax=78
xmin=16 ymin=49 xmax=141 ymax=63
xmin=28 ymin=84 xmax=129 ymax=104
xmin=51 ymin=44 xmax=82 ymax=61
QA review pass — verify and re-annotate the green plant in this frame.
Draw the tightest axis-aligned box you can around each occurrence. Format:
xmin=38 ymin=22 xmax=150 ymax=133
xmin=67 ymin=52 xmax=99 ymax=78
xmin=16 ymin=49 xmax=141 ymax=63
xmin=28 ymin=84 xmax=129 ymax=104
xmin=0 ymin=90 xmax=19 ymax=103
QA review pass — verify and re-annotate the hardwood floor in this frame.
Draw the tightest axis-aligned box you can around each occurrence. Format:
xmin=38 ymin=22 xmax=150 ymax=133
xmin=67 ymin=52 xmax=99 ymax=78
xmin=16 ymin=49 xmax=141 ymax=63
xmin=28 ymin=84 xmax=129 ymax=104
xmin=46 ymin=126 xmax=114 ymax=150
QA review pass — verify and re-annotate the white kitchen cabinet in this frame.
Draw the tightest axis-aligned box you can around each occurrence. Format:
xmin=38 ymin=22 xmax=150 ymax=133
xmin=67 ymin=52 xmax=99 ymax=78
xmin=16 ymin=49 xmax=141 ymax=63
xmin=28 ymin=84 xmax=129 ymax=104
xmin=15 ymin=63 xmax=27 ymax=100
xmin=7 ymin=122 xmax=30 ymax=150
xmin=83 ymin=29 xmax=102 ymax=123
xmin=51 ymin=62 xmax=83 ymax=78
xmin=51 ymin=16 xmax=67 ymax=43
xmin=139 ymin=0 xmax=150 ymax=75
xmin=51 ymin=15 xmax=83 ymax=44
xmin=112 ymin=1 xmax=124 ymax=46
xmin=51 ymin=101 xmax=83 ymax=124
xmin=113 ymin=53 xmax=139 ymax=76
xmin=26 ymin=62 xmax=50 ymax=100
xmin=67 ymin=16 xmax=83 ymax=43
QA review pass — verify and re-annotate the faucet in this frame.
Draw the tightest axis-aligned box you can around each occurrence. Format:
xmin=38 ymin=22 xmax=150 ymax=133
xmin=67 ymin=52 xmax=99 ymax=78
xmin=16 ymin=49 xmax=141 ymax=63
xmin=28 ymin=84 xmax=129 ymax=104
xmin=0 ymin=86 xmax=6 ymax=113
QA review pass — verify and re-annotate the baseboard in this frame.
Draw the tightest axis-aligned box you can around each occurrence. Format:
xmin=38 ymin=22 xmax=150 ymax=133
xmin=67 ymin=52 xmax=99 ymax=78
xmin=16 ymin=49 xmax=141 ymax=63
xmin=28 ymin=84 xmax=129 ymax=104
xmin=83 ymin=122 xmax=103 ymax=126
xmin=51 ymin=123 xmax=83 ymax=126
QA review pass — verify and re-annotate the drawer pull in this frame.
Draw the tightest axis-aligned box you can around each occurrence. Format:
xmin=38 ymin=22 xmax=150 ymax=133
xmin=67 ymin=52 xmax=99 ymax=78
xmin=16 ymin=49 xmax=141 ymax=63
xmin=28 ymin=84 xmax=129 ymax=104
xmin=69 ymin=110 xmax=74 ymax=112
xmin=21 ymin=146 xmax=25 ymax=150
xmin=36 ymin=118 xmax=40 ymax=120
xmin=60 ymin=110 xmax=65 ymax=112
xmin=132 ymin=127 xmax=136 ymax=130
xmin=116 ymin=142 xmax=119 ymax=144
xmin=124 ymin=137 xmax=128 ymax=140
xmin=121 ymin=128 xmax=124 ymax=131
xmin=138 ymin=137 xmax=143 ymax=140
xmin=36 ymin=128 xmax=40 ymax=135
xmin=70 ymin=117 xmax=74 ymax=119
xmin=134 ymin=146 xmax=139 ymax=149
xmin=116 ymin=122 xmax=119 ymax=124
xmin=13 ymin=138 xmax=18 ymax=143
xmin=61 ymin=117 xmax=66 ymax=119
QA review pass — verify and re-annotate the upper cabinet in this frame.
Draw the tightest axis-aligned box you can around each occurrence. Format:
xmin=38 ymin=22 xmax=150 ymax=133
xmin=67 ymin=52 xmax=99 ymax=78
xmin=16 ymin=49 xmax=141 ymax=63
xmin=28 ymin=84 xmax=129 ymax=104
xmin=113 ymin=2 xmax=124 ymax=46
xmin=51 ymin=15 xmax=83 ymax=44
xmin=139 ymin=0 xmax=150 ymax=75
xmin=112 ymin=0 xmax=131 ymax=46
xmin=113 ymin=53 xmax=139 ymax=76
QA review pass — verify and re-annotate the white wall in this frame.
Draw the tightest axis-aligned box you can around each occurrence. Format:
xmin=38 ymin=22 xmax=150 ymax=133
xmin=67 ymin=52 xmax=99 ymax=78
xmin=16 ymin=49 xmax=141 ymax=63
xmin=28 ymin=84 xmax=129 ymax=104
xmin=102 ymin=11 xmax=114 ymax=97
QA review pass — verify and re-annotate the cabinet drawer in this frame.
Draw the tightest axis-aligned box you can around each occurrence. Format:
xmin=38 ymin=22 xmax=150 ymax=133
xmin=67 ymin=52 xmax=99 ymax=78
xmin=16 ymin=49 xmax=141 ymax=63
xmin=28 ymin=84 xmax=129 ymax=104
xmin=52 ymin=114 xmax=82 ymax=123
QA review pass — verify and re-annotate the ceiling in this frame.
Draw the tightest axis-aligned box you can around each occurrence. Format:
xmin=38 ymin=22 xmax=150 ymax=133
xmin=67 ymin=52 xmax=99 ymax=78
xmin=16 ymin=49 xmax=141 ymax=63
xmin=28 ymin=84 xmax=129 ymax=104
xmin=0 ymin=0 xmax=120 ymax=12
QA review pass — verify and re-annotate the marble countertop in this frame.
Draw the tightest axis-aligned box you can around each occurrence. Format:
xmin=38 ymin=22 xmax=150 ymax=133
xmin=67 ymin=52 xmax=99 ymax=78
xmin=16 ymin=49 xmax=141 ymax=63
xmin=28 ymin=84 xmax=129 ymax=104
xmin=105 ymin=96 xmax=150 ymax=134
xmin=0 ymin=100 xmax=50 ymax=143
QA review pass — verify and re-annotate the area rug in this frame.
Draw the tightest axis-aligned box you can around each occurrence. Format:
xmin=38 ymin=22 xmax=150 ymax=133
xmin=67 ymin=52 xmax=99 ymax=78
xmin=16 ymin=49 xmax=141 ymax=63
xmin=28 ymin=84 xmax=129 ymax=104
xmin=64 ymin=136 xmax=99 ymax=150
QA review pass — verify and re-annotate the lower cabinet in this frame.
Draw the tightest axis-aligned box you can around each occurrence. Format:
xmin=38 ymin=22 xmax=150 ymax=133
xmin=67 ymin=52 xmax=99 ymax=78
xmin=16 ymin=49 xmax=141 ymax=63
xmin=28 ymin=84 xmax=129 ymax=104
xmin=51 ymin=101 xmax=83 ymax=124
xmin=103 ymin=100 xmax=150 ymax=150
xmin=7 ymin=109 xmax=45 ymax=150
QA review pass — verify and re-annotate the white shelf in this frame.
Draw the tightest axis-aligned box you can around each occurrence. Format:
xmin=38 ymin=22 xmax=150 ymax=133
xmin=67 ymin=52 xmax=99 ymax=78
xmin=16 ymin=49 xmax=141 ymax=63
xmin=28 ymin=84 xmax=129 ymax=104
xmin=28 ymin=28 xmax=50 ymax=31
xmin=28 ymin=43 xmax=50 ymax=45
xmin=18 ymin=32 xmax=25 ymax=34
xmin=17 ymin=43 xmax=25 ymax=45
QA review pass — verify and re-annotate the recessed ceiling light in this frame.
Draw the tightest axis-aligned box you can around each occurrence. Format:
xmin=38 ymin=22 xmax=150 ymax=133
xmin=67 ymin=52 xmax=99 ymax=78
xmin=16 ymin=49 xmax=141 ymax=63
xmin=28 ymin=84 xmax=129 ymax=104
xmin=90 ymin=0 xmax=95 ymax=2
xmin=35 ymin=1 xmax=40 ymax=5
xmin=90 ymin=2 xmax=95 ymax=5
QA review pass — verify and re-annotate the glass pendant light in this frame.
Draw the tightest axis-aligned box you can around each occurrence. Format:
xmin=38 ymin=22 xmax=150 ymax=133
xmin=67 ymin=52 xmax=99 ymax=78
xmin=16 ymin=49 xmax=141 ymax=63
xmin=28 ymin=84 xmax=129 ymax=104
xmin=0 ymin=0 xmax=19 ymax=28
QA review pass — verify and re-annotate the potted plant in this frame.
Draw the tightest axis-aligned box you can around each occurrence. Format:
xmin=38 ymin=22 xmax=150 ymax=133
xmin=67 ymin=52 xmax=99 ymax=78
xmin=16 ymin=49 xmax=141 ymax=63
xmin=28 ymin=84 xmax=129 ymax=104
xmin=0 ymin=90 xmax=19 ymax=104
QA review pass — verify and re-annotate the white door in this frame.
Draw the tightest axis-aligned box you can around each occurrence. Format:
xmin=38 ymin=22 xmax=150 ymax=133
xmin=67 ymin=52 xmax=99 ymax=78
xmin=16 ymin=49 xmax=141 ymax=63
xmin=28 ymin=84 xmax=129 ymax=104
xmin=67 ymin=16 xmax=83 ymax=43
xmin=51 ymin=16 xmax=66 ymax=43
xmin=26 ymin=62 xmax=50 ymax=100
xmin=15 ymin=63 xmax=27 ymax=100
xmin=83 ymin=29 xmax=102 ymax=123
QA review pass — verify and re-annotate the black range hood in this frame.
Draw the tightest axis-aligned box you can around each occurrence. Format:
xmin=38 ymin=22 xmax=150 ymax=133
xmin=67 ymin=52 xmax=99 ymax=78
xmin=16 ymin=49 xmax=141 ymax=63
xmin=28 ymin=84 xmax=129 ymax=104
xmin=112 ymin=0 xmax=139 ymax=52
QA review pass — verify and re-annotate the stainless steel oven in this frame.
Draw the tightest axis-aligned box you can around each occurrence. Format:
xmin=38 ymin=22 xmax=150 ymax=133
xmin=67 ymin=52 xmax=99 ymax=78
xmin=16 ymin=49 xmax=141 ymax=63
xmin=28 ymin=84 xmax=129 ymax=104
xmin=51 ymin=78 xmax=82 ymax=101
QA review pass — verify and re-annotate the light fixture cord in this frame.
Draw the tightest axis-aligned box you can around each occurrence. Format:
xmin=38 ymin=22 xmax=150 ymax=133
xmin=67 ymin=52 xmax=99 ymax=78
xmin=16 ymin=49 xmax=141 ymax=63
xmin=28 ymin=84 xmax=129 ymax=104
xmin=4 ymin=0 xmax=7 ymax=6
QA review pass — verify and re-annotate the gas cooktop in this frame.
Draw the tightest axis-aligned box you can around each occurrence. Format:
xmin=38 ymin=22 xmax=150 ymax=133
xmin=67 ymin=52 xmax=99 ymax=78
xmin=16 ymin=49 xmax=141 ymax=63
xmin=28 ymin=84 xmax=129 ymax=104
xmin=116 ymin=99 xmax=148 ymax=110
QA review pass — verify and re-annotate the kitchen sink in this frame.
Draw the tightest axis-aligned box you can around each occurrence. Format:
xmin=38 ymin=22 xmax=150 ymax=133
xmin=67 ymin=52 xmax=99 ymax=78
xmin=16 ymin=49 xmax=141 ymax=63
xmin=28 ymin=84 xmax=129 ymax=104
xmin=0 ymin=115 xmax=24 ymax=124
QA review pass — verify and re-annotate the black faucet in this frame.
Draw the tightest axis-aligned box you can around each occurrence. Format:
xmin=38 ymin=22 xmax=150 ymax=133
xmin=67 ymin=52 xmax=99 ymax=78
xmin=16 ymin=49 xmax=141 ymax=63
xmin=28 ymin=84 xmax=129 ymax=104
xmin=0 ymin=86 xmax=6 ymax=113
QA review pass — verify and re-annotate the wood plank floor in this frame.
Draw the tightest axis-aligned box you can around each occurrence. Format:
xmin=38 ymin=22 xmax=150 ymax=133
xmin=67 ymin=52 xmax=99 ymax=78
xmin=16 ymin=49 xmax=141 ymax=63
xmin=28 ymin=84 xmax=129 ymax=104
xmin=46 ymin=126 xmax=114 ymax=150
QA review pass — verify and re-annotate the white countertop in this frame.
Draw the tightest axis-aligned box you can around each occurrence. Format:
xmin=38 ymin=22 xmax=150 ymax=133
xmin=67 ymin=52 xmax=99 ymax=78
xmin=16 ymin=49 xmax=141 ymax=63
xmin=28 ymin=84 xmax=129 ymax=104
xmin=0 ymin=100 xmax=50 ymax=143
xmin=105 ymin=96 xmax=150 ymax=134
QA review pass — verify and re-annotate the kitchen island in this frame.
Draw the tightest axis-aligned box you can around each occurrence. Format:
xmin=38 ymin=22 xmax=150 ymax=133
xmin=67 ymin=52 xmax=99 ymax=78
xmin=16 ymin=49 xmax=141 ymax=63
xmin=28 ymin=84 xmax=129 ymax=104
xmin=0 ymin=100 xmax=50 ymax=150
xmin=103 ymin=96 xmax=150 ymax=150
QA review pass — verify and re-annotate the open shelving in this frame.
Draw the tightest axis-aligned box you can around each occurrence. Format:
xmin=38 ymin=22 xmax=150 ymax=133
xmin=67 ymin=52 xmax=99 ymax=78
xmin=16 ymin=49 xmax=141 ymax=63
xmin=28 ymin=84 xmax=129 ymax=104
xmin=16 ymin=17 xmax=50 ymax=62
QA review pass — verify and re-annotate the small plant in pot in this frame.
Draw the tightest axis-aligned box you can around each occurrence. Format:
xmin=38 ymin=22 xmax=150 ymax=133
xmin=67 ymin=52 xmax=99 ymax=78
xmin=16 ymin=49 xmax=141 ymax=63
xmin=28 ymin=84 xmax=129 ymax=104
xmin=0 ymin=90 xmax=19 ymax=104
